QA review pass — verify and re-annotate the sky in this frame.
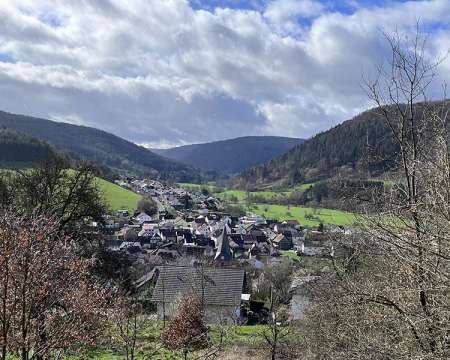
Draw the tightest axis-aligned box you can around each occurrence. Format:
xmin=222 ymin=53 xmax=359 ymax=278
xmin=0 ymin=0 xmax=450 ymax=148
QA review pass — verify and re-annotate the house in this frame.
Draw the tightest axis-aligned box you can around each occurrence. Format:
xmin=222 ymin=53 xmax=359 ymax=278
xmin=116 ymin=209 xmax=130 ymax=217
xmin=272 ymin=234 xmax=293 ymax=251
xmin=138 ymin=223 xmax=158 ymax=240
xmin=119 ymin=241 xmax=142 ymax=254
xmin=239 ymin=214 xmax=265 ymax=225
xmin=159 ymin=227 xmax=177 ymax=242
xmin=183 ymin=244 xmax=207 ymax=258
xmin=117 ymin=227 xmax=138 ymax=242
xmin=151 ymin=266 xmax=245 ymax=324
xmin=135 ymin=212 xmax=152 ymax=224
xmin=194 ymin=234 xmax=214 ymax=247
xmin=195 ymin=215 xmax=207 ymax=225
xmin=195 ymin=223 xmax=211 ymax=237
xmin=247 ymin=229 xmax=267 ymax=243
xmin=249 ymin=241 xmax=272 ymax=260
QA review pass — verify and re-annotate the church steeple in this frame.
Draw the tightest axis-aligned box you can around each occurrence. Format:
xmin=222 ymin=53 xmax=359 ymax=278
xmin=214 ymin=222 xmax=232 ymax=261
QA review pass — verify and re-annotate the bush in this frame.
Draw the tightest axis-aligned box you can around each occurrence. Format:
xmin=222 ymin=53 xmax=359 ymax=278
xmin=137 ymin=196 xmax=158 ymax=216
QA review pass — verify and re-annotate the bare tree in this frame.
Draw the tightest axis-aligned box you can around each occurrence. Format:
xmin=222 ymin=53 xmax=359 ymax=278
xmin=302 ymin=24 xmax=450 ymax=359
xmin=110 ymin=294 xmax=146 ymax=360
xmin=253 ymin=260 xmax=295 ymax=359
xmin=260 ymin=285 xmax=290 ymax=360
xmin=0 ymin=209 xmax=107 ymax=360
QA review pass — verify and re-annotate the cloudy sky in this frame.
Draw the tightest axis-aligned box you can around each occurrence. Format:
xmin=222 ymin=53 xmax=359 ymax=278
xmin=0 ymin=0 xmax=450 ymax=148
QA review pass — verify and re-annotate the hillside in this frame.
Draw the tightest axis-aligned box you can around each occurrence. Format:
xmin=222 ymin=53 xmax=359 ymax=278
xmin=0 ymin=111 xmax=201 ymax=182
xmin=153 ymin=136 xmax=304 ymax=174
xmin=0 ymin=129 xmax=56 ymax=168
xmin=234 ymin=106 xmax=407 ymax=188
xmin=95 ymin=177 xmax=142 ymax=213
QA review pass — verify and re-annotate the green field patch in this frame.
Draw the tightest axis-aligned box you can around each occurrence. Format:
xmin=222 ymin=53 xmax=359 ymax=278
xmin=215 ymin=182 xmax=317 ymax=204
xmin=251 ymin=204 xmax=356 ymax=227
xmin=95 ymin=178 xmax=142 ymax=213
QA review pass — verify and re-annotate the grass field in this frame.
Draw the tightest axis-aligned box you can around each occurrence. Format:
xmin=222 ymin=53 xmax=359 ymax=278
xmin=216 ymin=182 xmax=317 ymax=202
xmin=63 ymin=324 xmax=268 ymax=359
xmin=251 ymin=204 xmax=356 ymax=227
xmin=95 ymin=178 xmax=142 ymax=212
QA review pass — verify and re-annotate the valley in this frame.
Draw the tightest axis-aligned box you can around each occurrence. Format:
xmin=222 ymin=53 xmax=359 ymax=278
xmin=1 ymin=6 xmax=448 ymax=358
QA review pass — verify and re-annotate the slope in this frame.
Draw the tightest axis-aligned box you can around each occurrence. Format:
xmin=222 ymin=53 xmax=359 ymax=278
xmin=0 ymin=111 xmax=200 ymax=182
xmin=95 ymin=177 xmax=142 ymax=213
xmin=235 ymin=106 xmax=406 ymax=188
xmin=153 ymin=136 xmax=304 ymax=174
xmin=0 ymin=129 xmax=56 ymax=168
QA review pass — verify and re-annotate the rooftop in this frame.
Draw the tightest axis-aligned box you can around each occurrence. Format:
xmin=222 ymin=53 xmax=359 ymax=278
xmin=151 ymin=266 xmax=244 ymax=307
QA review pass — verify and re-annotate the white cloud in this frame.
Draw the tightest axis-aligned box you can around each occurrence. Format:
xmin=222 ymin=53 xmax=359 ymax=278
xmin=50 ymin=113 xmax=86 ymax=126
xmin=264 ymin=0 xmax=325 ymax=35
xmin=0 ymin=0 xmax=449 ymax=148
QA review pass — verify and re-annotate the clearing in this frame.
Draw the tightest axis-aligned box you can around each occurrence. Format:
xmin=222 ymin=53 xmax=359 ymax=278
xmin=95 ymin=178 xmax=142 ymax=212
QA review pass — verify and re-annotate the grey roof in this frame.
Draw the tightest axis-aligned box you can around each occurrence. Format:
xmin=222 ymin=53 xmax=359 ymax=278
xmin=214 ymin=224 xmax=232 ymax=261
xmin=151 ymin=266 xmax=244 ymax=307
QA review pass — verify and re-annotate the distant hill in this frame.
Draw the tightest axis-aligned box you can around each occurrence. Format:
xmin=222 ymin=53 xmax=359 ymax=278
xmin=0 ymin=129 xmax=56 ymax=168
xmin=0 ymin=111 xmax=201 ymax=182
xmin=153 ymin=136 xmax=304 ymax=175
xmin=234 ymin=106 xmax=409 ymax=188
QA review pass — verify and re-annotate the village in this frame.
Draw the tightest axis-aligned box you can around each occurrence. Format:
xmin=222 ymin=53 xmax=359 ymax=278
xmin=94 ymin=177 xmax=346 ymax=326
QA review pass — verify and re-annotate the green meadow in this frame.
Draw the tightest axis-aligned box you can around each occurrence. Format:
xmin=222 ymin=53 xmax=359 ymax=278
xmin=215 ymin=182 xmax=316 ymax=201
xmin=95 ymin=178 xmax=142 ymax=212
xmin=251 ymin=204 xmax=356 ymax=227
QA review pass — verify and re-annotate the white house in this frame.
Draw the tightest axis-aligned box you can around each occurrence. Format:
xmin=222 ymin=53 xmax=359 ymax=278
xmin=136 ymin=212 xmax=152 ymax=224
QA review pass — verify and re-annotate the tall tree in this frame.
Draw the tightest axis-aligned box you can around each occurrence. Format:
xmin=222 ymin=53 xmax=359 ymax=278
xmin=1 ymin=154 xmax=105 ymax=230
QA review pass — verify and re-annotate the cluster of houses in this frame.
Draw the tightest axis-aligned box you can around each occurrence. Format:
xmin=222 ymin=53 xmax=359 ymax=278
xmin=102 ymin=210 xmax=306 ymax=267
xmin=99 ymin=179 xmax=330 ymax=324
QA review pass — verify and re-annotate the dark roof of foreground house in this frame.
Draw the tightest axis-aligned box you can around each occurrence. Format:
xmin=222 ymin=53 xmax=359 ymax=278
xmin=151 ymin=266 xmax=244 ymax=307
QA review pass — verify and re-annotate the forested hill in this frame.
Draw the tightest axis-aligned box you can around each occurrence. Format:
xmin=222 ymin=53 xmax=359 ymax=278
xmin=153 ymin=136 xmax=304 ymax=175
xmin=234 ymin=106 xmax=408 ymax=188
xmin=0 ymin=129 xmax=55 ymax=168
xmin=0 ymin=111 xmax=201 ymax=182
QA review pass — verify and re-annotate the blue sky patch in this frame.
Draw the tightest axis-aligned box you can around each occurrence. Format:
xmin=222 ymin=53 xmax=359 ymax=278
xmin=0 ymin=53 xmax=16 ymax=64
xmin=38 ymin=13 xmax=62 ymax=28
